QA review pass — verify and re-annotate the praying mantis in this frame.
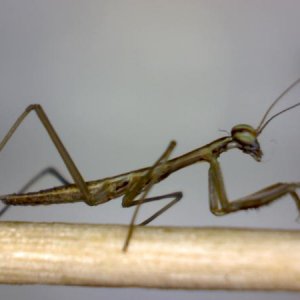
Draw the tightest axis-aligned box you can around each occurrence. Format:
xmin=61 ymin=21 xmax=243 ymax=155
xmin=0 ymin=78 xmax=300 ymax=251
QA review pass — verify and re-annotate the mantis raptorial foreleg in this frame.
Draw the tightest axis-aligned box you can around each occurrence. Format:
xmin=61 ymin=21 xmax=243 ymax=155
xmin=208 ymin=158 xmax=300 ymax=215
xmin=0 ymin=104 xmax=97 ymax=206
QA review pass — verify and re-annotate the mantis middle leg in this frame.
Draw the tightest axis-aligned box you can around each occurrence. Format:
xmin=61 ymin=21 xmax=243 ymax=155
xmin=122 ymin=141 xmax=182 ymax=251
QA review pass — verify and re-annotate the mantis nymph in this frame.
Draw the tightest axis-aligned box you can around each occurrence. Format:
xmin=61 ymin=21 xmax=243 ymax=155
xmin=0 ymin=79 xmax=300 ymax=251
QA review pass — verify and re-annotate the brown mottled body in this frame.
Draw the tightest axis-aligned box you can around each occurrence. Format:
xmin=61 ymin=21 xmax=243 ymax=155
xmin=1 ymin=137 xmax=232 ymax=206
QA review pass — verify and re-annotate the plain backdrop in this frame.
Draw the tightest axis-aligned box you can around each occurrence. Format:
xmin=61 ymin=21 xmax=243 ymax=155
xmin=0 ymin=1 xmax=300 ymax=299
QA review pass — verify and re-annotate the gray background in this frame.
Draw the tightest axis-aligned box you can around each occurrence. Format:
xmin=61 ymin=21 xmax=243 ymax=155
xmin=0 ymin=0 xmax=300 ymax=299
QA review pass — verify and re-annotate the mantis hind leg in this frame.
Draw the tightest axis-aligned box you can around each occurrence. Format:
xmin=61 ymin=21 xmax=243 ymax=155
xmin=208 ymin=158 xmax=300 ymax=216
xmin=0 ymin=105 xmax=97 ymax=206
xmin=122 ymin=140 xmax=180 ymax=251
xmin=0 ymin=167 xmax=70 ymax=217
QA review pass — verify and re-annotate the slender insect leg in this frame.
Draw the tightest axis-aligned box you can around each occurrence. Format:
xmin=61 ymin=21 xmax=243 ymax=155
xmin=0 ymin=105 xmax=97 ymax=206
xmin=0 ymin=167 xmax=70 ymax=217
xmin=208 ymin=158 xmax=300 ymax=216
xmin=124 ymin=191 xmax=182 ymax=225
xmin=122 ymin=141 xmax=179 ymax=251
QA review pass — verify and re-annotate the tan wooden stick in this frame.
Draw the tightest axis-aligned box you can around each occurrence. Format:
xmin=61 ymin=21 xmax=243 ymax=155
xmin=0 ymin=221 xmax=299 ymax=290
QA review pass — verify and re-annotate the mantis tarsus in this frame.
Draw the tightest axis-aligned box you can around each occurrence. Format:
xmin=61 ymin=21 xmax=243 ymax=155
xmin=0 ymin=79 xmax=300 ymax=251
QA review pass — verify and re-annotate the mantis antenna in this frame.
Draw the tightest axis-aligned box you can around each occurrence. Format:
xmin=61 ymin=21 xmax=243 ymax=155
xmin=257 ymin=78 xmax=300 ymax=135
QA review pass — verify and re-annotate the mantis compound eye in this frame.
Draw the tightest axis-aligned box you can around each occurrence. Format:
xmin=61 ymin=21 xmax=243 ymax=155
xmin=231 ymin=124 xmax=257 ymax=144
xmin=231 ymin=124 xmax=262 ymax=161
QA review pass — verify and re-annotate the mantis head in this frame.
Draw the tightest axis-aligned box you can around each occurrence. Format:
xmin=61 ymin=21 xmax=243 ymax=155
xmin=231 ymin=78 xmax=300 ymax=162
xmin=231 ymin=124 xmax=262 ymax=161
